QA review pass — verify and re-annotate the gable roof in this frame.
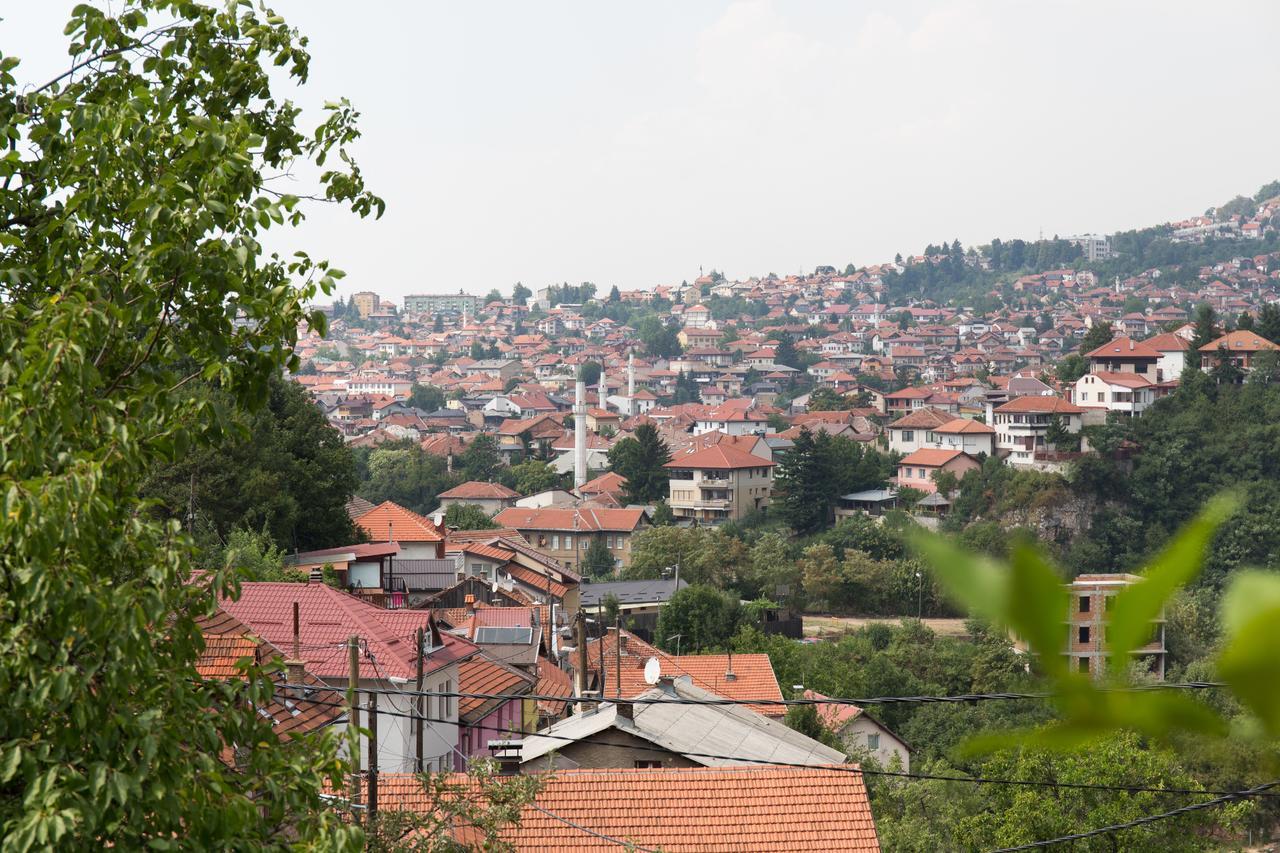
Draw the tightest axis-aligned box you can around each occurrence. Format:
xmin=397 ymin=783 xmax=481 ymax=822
xmin=934 ymin=417 xmax=995 ymax=434
xmin=898 ymin=448 xmax=973 ymax=467
xmin=355 ymin=500 xmax=443 ymax=543
xmin=664 ymin=443 xmax=775 ymax=471
xmin=521 ymin=678 xmax=845 ymax=768
xmin=993 ymin=395 xmax=1085 ymax=415
xmin=887 ymin=407 xmax=954 ymax=430
xmin=219 ymin=582 xmax=475 ymax=680
xmin=1199 ymin=330 xmax=1280 ymax=353
xmin=1085 ymin=336 xmax=1162 ymax=359
xmin=438 ymin=481 xmax=522 ymax=500
xmin=492 ymin=507 xmax=648 ymax=533
xmin=374 ymin=765 xmax=879 ymax=851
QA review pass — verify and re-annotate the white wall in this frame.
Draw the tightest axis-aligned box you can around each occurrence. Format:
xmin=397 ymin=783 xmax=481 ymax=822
xmin=331 ymin=672 xmax=461 ymax=775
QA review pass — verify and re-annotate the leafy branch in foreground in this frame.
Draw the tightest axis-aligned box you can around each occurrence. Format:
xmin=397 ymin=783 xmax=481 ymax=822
xmin=911 ymin=493 xmax=1264 ymax=751
xmin=0 ymin=1 xmax=382 ymax=847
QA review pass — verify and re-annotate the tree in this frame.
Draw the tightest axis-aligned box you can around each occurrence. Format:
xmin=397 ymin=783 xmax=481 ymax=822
xmin=1078 ymin=321 xmax=1114 ymax=354
xmin=1189 ymin=303 xmax=1220 ymax=354
xmin=459 ymin=433 xmax=503 ymax=482
xmin=443 ymin=503 xmax=498 ymax=530
xmin=510 ymin=459 xmax=560 ymax=495
xmin=774 ymin=428 xmax=832 ymax=534
xmin=484 ymin=288 xmax=502 ymax=305
xmin=651 ymin=500 xmax=675 ymax=527
xmin=774 ymin=332 xmax=801 ymax=369
xmin=655 ymin=585 xmax=741 ymax=652
xmin=1256 ymin=303 xmax=1280 ymax=344
xmin=578 ymin=360 xmax=602 ymax=388
xmin=896 ymin=486 xmax=925 ymax=511
xmin=623 ymin=526 xmax=745 ymax=587
xmin=0 ymin=3 xmax=381 ymax=846
xmin=807 ymin=387 xmax=854 ymax=411
xmin=409 ymin=383 xmax=446 ymax=413
xmin=512 ymin=282 xmax=532 ymax=306
xmin=608 ymin=423 xmax=671 ymax=504
xmin=360 ymin=442 xmax=457 ymax=515
xmin=799 ymin=543 xmax=842 ymax=606
xmin=1055 ymin=353 xmax=1088 ymax=384
xmin=1044 ymin=415 xmax=1078 ymax=451
xmin=582 ymin=536 xmax=617 ymax=577
xmin=636 ymin=315 xmax=681 ymax=358
xmin=143 ymin=373 xmax=360 ymax=555
xmin=607 ymin=284 xmax=621 ymax=303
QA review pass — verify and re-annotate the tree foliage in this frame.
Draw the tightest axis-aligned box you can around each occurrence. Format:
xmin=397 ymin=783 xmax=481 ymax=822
xmin=655 ymin=585 xmax=742 ymax=653
xmin=774 ymin=428 xmax=892 ymax=534
xmin=0 ymin=2 xmax=383 ymax=846
xmin=443 ymin=503 xmax=498 ymax=531
xmin=607 ymin=423 xmax=671 ymax=504
xmin=581 ymin=536 xmax=616 ymax=578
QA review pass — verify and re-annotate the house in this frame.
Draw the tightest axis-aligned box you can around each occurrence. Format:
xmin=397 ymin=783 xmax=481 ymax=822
xmin=1067 ymin=574 xmax=1165 ymax=680
xmin=1084 ymin=336 xmax=1162 ymax=380
xmin=579 ymin=577 xmax=687 ymax=639
xmin=491 ymin=507 xmax=650 ymax=570
xmin=884 ymin=386 xmax=934 ymax=417
xmin=896 ymin=449 xmax=979 ymax=494
xmin=437 ymin=481 xmax=522 ymax=516
xmin=1072 ymin=371 xmax=1155 ymax=416
xmin=927 ymin=418 xmax=996 ymax=456
xmin=520 ymin=677 xmax=845 ymax=771
xmin=576 ymin=470 xmax=627 ymax=503
xmin=991 ymin=396 xmax=1085 ymax=468
xmin=373 ymin=764 xmax=880 ymax=851
xmin=352 ymin=500 xmax=453 ymax=599
xmin=664 ymin=442 xmax=775 ymax=524
xmin=220 ymin=581 xmax=478 ymax=771
xmin=885 ymin=407 xmax=954 ymax=454
xmin=802 ymin=689 xmax=911 ymax=771
xmin=456 ymin=654 xmax=537 ymax=761
xmin=1198 ymin=330 xmax=1280 ymax=373
xmin=577 ymin=630 xmax=787 ymax=719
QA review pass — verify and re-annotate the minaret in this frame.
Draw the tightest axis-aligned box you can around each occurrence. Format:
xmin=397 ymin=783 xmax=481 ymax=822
xmin=574 ymin=379 xmax=588 ymax=490
xmin=599 ymin=376 xmax=607 ymax=412
xmin=627 ymin=352 xmax=635 ymax=415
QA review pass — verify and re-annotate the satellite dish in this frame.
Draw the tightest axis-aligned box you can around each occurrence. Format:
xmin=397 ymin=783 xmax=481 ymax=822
xmin=643 ymin=656 xmax=661 ymax=685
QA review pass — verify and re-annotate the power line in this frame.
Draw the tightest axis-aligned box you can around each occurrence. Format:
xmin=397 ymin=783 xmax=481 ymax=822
xmin=296 ymin=679 xmax=1226 ymax=710
xmin=990 ymin=779 xmax=1280 ymax=852
xmin=297 ymin=696 xmax=1273 ymax=801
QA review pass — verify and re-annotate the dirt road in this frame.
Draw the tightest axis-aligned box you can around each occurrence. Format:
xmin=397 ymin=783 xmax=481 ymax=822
xmin=803 ymin=615 xmax=970 ymax=639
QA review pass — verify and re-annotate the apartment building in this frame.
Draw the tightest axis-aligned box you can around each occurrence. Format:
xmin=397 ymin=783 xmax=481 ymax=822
xmin=1068 ymin=573 xmax=1166 ymax=680
xmin=664 ymin=443 xmax=775 ymax=524
xmin=403 ymin=291 xmax=481 ymax=316
xmin=491 ymin=507 xmax=649 ymax=571
xmin=991 ymin=396 xmax=1084 ymax=467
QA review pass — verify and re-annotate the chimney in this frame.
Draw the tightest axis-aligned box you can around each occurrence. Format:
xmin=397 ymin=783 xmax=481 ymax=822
xmin=464 ymin=593 xmax=476 ymax=613
xmin=724 ymin=650 xmax=737 ymax=682
xmin=618 ymin=633 xmax=628 ymax=651
xmin=616 ymin=700 xmax=634 ymax=721
xmin=285 ymin=601 xmax=307 ymax=695
xmin=308 ymin=567 xmax=323 ymax=584
xmin=388 ymin=521 xmax=393 ymax=543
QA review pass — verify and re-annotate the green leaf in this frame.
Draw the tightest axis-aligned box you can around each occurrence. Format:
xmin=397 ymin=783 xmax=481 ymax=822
xmin=1107 ymin=491 xmax=1238 ymax=674
xmin=1218 ymin=570 xmax=1280 ymax=734
xmin=1007 ymin=542 xmax=1068 ymax=678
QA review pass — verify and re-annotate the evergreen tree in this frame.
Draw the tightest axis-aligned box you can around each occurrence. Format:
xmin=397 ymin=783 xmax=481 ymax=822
xmin=652 ymin=500 xmax=676 ymax=526
xmin=459 ymin=433 xmax=503 ymax=482
xmin=582 ymin=537 xmax=617 ymax=577
xmin=774 ymin=331 xmax=800 ymax=369
xmin=1189 ymin=303 xmax=1220 ymax=353
xmin=608 ymin=423 xmax=671 ymax=504
xmin=1257 ymin=303 xmax=1280 ymax=344
xmin=1078 ymin=320 xmax=1114 ymax=354
xmin=774 ymin=428 xmax=832 ymax=534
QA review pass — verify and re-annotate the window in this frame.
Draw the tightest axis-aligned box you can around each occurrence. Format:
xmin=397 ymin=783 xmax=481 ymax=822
xmin=1078 ymin=626 xmax=1090 ymax=644
xmin=471 ymin=562 xmax=485 ymax=576
xmin=1079 ymin=595 xmax=1090 ymax=613
xmin=901 ymin=430 xmax=914 ymax=441
xmin=564 ymin=534 xmax=573 ymax=550
xmin=551 ymin=534 xmax=560 ymax=550
xmin=441 ymin=680 xmax=452 ymax=717
xmin=634 ymin=760 xmax=663 ymax=769
xmin=866 ymin=733 xmax=880 ymax=750
xmin=1078 ymin=657 xmax=1090 ymax=674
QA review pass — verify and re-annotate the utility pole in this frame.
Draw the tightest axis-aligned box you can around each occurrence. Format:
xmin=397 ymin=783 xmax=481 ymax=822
xmin=415 ymin=627 xmax=425 ymax=773
xmin=573 ymin=610 xmax=588 ymax=711
xmin=347 ymin=635 xmax=361 ymax=824
xmin=367 ymin=693 xmax=378 ymax=819
xmin=597 ymin=601 xmax=606 ymax=697
xmin=614 ymin=614 xmax=622 ymax=699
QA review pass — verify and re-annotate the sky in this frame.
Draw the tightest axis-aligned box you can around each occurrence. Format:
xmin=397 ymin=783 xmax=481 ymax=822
xmin=5 ymin=1 xmax=1280 ymax=301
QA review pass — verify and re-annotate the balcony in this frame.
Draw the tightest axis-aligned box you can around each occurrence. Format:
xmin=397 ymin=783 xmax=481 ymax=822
xmin=673 ymin=497 xmax=732 ymax=510
xmin=698 ymin=475 xmax=731 ymax=487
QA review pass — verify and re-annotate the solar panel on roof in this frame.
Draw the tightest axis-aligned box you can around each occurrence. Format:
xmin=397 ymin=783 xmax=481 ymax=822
xmin=475 ymin=627 xmax=533 ymax=645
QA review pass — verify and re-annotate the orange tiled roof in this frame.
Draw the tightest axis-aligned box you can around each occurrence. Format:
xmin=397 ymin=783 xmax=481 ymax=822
xmin=374 ymin=765 xmax=880 ymax=851
xmin=196 ymin=634 xmax=258 ymax=679
xmin=438 ymin=481 xmax=522 ymax=500
xmin=457 ymin=654 xmax=535 ymax=722
xmin=355 ymin=500 xmax=443 ymax=542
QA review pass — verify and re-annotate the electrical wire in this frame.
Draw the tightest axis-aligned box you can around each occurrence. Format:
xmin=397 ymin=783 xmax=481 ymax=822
xmin=296 ymin=695 xmax=1277 ymax=801
xmin=295 ymin=679 xmax=1227 ymax=710
xmin=989 ymin=779 xmax=1280 ymax=851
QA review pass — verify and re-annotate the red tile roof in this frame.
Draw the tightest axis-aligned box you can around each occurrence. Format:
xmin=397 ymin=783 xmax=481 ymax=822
xmin=935 ymin=417 xmax=995 ymax=434
xmin=355 ymin=500 xmax=443 ymax=542
xmin=887 ymin=407 xmax=955 ymax=429
xmin=993 ymin=396 xmax=1085 ymax=415
xmin=898 ymin=448 xmax=972 ymax=467
xmin=664 ymin=444 xmax=774 ymax=470
xmin=1085 ymin=336 xmax=1162 ymax=359
xmin=219 ymin=582 xmax=475 ymax=680
xmin=458 ymin=655 xmax=535 ymax=722
xmin=196 ymin=634 xmax=258 ymax=679
xmin=438 ymin=481 xmax=522 ymax=500
xmin=1199 ymin=330 xmax=1280 ymax=352
xmin=536 ymin=656 xmax=574 ymax=718
xmin=493 ymin=507 xmax=647 ymax=533
xmin=375 ymin=765 xmax=879 ymax=851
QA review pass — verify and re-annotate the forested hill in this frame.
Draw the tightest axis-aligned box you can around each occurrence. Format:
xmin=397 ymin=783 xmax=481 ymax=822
xmin=877 ymin=179 xmax=1280 ymax=307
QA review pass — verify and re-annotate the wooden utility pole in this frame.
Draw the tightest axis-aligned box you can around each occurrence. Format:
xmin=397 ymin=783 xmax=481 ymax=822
xmin=614 ymin=614 xmax=622 ymax=699
xmin=573 ymin=610 xmax=588 ymax=711
xmin=415 ymin=627 xmax=425 ymax=773
xmin=597 ymin=601 xmax=606 ymax=696
xmin=367 ymin=693 xmax=378 ymax=819
xmin=347 ymin=635 xmax=361 ymax=824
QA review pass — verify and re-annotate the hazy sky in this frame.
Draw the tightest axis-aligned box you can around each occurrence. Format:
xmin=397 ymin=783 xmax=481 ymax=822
xmin=6 ymin=2 xmax=1279 ymax=300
